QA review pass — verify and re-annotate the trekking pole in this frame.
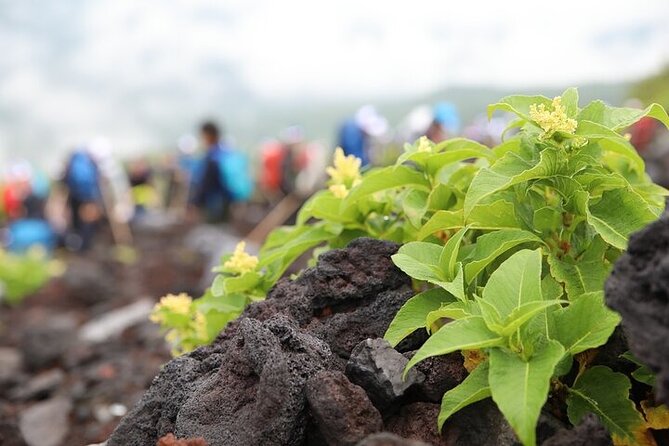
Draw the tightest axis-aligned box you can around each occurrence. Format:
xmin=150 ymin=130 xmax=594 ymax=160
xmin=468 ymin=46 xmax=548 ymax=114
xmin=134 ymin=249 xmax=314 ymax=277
xmin=99 ymin=177 xmax=133 ymax=246
xmin=245 ymin=193 xmax=302 ymax=245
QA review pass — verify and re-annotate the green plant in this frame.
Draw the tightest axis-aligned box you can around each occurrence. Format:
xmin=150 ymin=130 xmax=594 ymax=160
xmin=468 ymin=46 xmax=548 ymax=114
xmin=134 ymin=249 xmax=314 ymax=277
xmin=0 ymin=247 xmax=60 ymax=305
xmin=151 ymin=89 xmax=669 ymax=445
xmin=386 ymin=91 xmax=669 ymax=445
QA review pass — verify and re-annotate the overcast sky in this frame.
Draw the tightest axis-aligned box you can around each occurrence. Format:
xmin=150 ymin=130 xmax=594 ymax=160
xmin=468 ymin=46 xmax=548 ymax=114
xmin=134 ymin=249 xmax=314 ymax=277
xmin=1 ymin=0 xmax=668 ymax=164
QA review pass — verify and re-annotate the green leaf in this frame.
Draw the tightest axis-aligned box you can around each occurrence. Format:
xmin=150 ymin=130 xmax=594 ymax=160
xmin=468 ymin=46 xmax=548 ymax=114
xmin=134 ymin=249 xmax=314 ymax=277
xmin=438 ymin=362 xmax=491 ymax=430
xmin=418 ymin=199 xmax=521 ymax=240
xmin=345 ymin=165 xmax=430 ymax=203
xmin=402 ymin=189 xmax=429 ymax=228
xmin=482 ymin=249 xmax=543 ymax=320
xmin=551 ymin=292 xmax=620 ymax=354
xmin=586 ymin=188 xmax=658 ymax=250
xmin=260 ymin=223 xmax=337 ymax=281
xmin=439 ymin=227 xmax=468 ymax=279
xmin=485 ymin=300 xmax=564 ymax=338
xmin=297 ymin=191 xmax=359 ymax=225
xmin=489 ymin=340 xmax=565 ymax=446
xmin=621 ymin=353 xmax=656 ymax=387
xmin=384 ymin=288 xmax=451 ymax=347
xmin=464 ymin=229 xmax=543 ymax=284
xmin=567 ymin=366 xmax=646 ymax=441
xmin=435 ymin=263 xmax=467 ymax=301
xmin=464 ymin=149 xmax=561 ymax=217
xmin=391 ymin=242 xmax=443 ymax=282
xmin=488 ymin=94 xmax=552 ymax=121
xmin=578 ymin=100 xmax=669 ymax=131
xmin=547 ymin=255 xmax=611 ymax=300
xmin=426 ymin=300 xmax=480 ymax=330
xmin=560 ymin=87 xmax=580 ymax=117
xmin=405 ymin=317 xmax=504 ymax=374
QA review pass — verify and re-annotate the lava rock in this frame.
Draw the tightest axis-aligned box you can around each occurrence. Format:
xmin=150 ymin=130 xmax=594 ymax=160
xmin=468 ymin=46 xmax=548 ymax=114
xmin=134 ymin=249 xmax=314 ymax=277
xmin=357 ymin=432 xmax=431 ymax=446
xmin=410 ymin=353 xmax=467 ymax=403
xmin=157 ymin=433 xmax=208 ymax=446
xmin=385 ymin=402 xmax=448 ymax=445
xmin=173 ymin=315 xmax=332 ymax=446
xmin=605 ymin=217 xmax=669 ymax=403
xmin=19 ymin=397 xmax=72 ymax=446
xmin=542 ymin=413 xmax=612 ymax=446
xmin=109 ymin=238 xmax=415 ymax=445
xmin=442 ymin=399 xmax=517 ymax=446
xmin=346 ymin=339 xmax=424 ymax=411
xmin=19 ymin=315 xmax=77 ymax=371
xmin=306 ymin=370 xmax=383 ymax=446
xmin=107 ymin=352 xmax=223 ymax=446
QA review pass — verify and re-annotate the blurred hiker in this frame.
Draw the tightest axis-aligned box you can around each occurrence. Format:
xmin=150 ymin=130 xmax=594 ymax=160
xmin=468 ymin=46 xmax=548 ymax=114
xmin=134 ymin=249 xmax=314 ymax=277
xmin=337 ymin=105 xmax=388 ymax=166
xmin=2 ymin=162 xmax=56 ymax=253
xmin=191 ymin=121 xmax=253 ymax=223
xmin=399 ymin=102 xmax=461 ymax=144
xmin=425 ymin=102 xmax=460 ymax=143
xmin=128 ymin=157 xmax=158 ymax=216
xmin=62 ymin=147 xmax=103 ymax=251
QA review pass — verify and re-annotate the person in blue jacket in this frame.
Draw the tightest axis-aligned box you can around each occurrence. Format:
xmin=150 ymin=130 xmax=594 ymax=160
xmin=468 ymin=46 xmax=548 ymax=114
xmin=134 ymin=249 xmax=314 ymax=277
xmin=337 ymin=105 xmax=388 ymax=167
xmin=192 ymin=122 xmax=230 ymax=223
xmin=63 ymin=148 xmax=102 ymax=251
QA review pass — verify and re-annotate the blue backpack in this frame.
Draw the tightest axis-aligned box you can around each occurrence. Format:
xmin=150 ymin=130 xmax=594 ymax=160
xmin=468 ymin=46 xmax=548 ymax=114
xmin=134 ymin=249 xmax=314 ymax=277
xmin=215 ymin=148 xmax=254 ymax=202
xmin=66 ymin=151 xmax=99 ymax=201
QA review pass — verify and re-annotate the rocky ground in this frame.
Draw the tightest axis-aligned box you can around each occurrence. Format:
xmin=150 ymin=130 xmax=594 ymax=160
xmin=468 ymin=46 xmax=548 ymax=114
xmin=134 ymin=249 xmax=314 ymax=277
xmin=0 ymin=218 xmax=225 ymax=446
xmin=106 ymin=238 xmax=623 ymax=446
xmin=5 ymin=215 xmax=669 ymax=446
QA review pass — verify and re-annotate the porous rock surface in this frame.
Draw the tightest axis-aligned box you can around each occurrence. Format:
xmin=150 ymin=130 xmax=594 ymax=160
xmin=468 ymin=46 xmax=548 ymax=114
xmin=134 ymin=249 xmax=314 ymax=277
xmin=606 ymin=216 xmax=669 ymax=403
xmin=109 ymin=237 xmax=600 ymax=445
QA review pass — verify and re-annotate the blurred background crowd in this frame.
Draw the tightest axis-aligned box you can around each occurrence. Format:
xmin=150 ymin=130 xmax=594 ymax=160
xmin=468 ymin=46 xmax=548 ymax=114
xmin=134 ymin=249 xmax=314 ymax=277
xmin=2 ymin=80 xmax=669 ymax=257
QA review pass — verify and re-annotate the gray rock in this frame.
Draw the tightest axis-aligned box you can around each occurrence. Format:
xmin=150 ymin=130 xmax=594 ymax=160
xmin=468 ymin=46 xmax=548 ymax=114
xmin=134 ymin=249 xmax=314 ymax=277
xmin=357 ymin=432 xmax=431 ymax=446
xmin=306 ymin=371 xmax=383 ymax=446
xmin=19 ymin=397 xmax=72 ymax=446
xmin=346 ymin=338 xmax=424 ymax=411
xmin=9 ymin=368 xmax=65 ymax=401
xmin=78 ymin=298 xmax=154 ymax=343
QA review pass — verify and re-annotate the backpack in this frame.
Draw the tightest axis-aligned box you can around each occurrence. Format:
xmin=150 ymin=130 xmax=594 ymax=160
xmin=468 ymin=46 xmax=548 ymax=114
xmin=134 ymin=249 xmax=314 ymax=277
xmin=66 ymin=151 xmax=99 ymax=201
xmin=215 ymin=148 xmax=254 ymax=202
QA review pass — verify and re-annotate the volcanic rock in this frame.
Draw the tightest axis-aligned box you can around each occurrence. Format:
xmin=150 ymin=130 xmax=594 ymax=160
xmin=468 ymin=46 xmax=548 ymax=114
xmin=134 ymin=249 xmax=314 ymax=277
xmin=346 ymin=338 xmax=424 ymax=411
xmin=541 ymin=413 xmax=612 ymax=446
xmin=306 ymin=370 xmax=383 ymax=446
xmin=605 ymin=216 xmax=669 ymax=403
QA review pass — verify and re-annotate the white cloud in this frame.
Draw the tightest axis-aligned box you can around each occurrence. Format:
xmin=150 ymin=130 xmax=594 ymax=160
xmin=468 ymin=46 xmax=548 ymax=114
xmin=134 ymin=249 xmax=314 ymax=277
xmin=0 ymin=0 xmax=668 ymax=165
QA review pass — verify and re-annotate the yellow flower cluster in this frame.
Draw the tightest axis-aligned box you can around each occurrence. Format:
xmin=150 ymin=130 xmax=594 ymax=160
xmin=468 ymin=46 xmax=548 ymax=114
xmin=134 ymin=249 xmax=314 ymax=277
xmin=529 ymin=96 xmax=577 ymax=136
xmin=416 ymin=136 xmax=432 ymax=153
xmin=326 ymin=147 xmax=362 ymax=199
xmin=223 ymin=241 xmax=259 ymax=275
xmin=150 ymin=293 xmax=192 ymax=323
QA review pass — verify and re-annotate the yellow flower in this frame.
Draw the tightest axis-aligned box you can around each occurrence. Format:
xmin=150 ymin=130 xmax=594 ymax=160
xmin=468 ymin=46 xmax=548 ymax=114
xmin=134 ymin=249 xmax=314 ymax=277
xmin=529 ymin=96 xmax=577 ymax=136
xmin=416 ymin=136 xmax=432 ymax=153
xmin=326 ymin=147 xmax=362 ymax=186
xmin=223 ymin=241 xmax=258 ymax=275
xmin=329 ymin=183 xmax=349 ymax=199
xmin=150 ymin=293 xmax=193 ymax=323
xmin=194 ymin=311 xmax=208 ymax=340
